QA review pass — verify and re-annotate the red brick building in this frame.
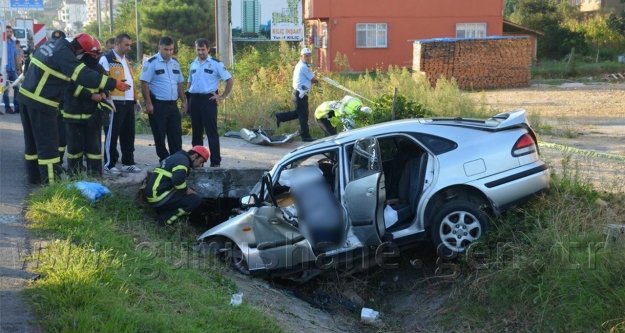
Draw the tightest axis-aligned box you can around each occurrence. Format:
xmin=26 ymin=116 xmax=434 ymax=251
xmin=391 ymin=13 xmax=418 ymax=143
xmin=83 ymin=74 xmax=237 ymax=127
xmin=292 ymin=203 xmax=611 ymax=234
xmin=304 ymin=0 xmax=504 ymax=72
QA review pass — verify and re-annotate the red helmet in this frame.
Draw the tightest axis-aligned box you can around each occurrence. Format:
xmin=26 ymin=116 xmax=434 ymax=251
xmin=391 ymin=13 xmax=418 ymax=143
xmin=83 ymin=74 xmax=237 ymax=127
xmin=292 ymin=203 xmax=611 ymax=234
xmin=74 ymin=33 xmax=101 ymax=57
xmin=191 ymin=146 xmax=210 ymax=161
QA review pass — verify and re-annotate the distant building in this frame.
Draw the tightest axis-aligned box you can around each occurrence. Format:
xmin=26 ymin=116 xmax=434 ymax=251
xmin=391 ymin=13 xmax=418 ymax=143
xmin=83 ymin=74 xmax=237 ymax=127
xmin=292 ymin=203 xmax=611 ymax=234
xmin=570 ymin=0 xmax=625 ymax=13
xmin=59 ymin=0 xmax=87 ymax=34
xmin=241 ymin=0 xmax=261 ymax=34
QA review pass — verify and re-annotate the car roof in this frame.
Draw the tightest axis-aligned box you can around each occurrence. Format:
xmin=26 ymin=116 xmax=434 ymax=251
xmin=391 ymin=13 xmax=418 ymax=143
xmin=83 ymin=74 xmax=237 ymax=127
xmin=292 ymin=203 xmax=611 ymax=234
xmin=286 ymin=112 xmax=528 ymax=158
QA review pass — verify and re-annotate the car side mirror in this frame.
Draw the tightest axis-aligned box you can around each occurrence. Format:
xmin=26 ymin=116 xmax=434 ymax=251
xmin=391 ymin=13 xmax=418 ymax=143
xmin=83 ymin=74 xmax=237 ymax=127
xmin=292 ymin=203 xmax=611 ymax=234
xmin=240 ymin=195 xmax=257 ymax=207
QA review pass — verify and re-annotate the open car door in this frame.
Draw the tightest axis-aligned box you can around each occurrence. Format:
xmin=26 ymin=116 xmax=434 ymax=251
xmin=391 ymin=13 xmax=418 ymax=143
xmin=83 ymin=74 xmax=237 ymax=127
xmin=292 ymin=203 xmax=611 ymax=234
xmin=344 ymin=137 xmax=386 ymax=246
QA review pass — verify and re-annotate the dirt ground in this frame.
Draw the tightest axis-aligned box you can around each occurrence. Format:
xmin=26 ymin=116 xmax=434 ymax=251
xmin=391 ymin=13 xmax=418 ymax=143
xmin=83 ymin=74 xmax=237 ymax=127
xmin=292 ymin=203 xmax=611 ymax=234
xmin=469 ymin=81 xmax=625 ymax=192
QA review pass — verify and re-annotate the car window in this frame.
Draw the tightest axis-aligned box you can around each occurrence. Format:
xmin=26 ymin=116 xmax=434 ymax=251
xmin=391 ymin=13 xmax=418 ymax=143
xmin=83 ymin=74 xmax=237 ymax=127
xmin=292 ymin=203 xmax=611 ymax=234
xmin=13 ymin=29 xmax=26 ymax=39
xmin=348 ymin=138 xmax=381 ymax=182
xmin=275 ymin=150 xmax=339 ymax=192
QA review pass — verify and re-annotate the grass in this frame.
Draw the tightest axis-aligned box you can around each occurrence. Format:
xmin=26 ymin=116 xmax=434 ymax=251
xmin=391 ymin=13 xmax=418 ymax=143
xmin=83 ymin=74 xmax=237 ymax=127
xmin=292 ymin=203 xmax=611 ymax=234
xmin=532 ymin=59 xmax=625 ymax=80
xmin=442 ymin=159 xmax=625 ymax=332
xmin=23 ymin=183 xmax=284 ymax=333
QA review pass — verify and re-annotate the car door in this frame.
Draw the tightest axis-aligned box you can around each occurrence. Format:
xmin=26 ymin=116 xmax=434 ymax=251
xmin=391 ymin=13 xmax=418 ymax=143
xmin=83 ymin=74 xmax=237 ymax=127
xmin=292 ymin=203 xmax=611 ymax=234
xmin=344 ymin=137 xmax=386 ymax=246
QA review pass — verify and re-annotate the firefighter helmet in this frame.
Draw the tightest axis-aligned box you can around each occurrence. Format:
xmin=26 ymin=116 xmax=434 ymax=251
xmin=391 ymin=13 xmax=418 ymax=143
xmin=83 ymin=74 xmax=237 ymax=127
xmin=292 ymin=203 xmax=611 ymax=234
xmin=191 ymin=146 xmax=210 ymax=161
xmin=74 ymin=33 xmax=101 ymax=57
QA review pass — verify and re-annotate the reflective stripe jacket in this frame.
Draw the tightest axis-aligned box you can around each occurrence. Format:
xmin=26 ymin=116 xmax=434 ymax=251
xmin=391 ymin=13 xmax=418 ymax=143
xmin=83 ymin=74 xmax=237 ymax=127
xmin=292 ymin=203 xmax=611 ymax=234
xmin=146 ymin=151 xmax=192 ymax=204
xmin=63 ymin=56 xmax=109 ymax=123
xmin=18 ymin=39 xmax=117 ymax=110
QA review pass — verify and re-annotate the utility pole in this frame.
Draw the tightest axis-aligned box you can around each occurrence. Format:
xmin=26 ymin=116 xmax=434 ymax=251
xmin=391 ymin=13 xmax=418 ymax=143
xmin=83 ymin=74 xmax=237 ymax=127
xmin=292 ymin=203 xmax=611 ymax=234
xmin=216 ymin=0 xmax=232 ymax=67
xmin=135 ymin=0 xmax=142 ymax=62
xmin=109 ymin=0 xmax=114 ymax=33
xmin=96 ymin=0 xmax=101 ymax=38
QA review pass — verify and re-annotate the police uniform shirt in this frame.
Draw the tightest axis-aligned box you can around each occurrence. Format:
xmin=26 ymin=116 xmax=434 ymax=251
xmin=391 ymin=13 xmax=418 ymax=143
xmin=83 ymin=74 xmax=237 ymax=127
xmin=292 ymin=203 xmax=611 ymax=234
xmin=187 ymin=57 xmax=232 ymax=94
xmin=139 ymin=52 xmax=184 ymax=101
xmin=292 ymin=60 xmax=315 ymax=96
xmin=99 ymin=50 xmax=135 ymax=101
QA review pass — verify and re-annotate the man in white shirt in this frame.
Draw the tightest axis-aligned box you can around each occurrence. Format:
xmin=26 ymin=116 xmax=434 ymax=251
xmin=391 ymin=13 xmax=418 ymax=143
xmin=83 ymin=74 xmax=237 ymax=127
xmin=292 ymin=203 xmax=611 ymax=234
xmin=275 ymin=48 xmax=318 ymax=142
xmin=99 ymin=33 xmax=142 ymax=173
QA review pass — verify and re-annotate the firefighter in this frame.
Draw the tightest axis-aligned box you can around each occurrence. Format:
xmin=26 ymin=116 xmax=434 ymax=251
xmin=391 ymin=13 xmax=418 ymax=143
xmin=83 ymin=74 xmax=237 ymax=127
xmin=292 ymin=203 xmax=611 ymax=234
xmin=62 ymin=38 xmax=111 ymax=177
xmin=145 ymin=146 xmax=209 ymax=225
xmin=17 ymin=33 xmax=130 ymax=184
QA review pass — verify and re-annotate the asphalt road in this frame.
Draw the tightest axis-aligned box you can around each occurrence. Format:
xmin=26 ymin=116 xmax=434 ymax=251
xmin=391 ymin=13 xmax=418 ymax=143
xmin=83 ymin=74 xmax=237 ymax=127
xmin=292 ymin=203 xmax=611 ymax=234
xmin=0 ymin=112 xmax=41 ymax=333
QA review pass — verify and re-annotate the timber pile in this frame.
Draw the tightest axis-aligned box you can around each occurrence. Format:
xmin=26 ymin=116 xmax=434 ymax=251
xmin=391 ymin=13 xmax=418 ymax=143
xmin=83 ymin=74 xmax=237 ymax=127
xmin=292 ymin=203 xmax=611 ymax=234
xmin=413 ymin=37 xmax=532 ymax=90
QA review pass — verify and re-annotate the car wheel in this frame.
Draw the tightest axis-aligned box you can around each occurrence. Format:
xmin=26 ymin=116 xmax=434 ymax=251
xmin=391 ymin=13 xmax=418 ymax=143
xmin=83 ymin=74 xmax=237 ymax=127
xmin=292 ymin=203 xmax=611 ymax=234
xmin=430 ymin=199 xmax=488 ymax=258
xmin=229 ymin=244 xmax=250 ymax=275
xmin=197 ymin=238 xmax=250 ymax=275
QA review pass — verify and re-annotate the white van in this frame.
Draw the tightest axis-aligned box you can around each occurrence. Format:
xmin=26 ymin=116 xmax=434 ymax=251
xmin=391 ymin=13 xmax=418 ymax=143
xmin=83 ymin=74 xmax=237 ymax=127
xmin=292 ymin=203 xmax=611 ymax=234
xmin=12 ymin=27 xmax=30 ymax=53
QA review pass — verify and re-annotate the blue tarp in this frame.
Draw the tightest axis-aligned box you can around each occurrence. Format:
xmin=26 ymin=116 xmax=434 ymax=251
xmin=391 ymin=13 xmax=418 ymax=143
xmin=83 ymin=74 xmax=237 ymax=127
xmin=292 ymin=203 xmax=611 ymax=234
xmin=71 ymin=181 xmax=111 ymax=203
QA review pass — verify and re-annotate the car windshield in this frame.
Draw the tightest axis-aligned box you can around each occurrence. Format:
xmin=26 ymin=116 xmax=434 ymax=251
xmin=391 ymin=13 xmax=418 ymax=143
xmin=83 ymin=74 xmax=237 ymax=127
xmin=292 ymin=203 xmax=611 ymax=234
xmin=13 ymin=29 xmax=26 ymax=39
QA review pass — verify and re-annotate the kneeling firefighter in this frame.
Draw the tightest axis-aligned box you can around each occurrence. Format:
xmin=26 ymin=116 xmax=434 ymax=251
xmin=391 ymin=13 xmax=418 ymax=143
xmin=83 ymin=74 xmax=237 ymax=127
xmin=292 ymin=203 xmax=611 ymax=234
xmin=314 ymin=95 xmax=371 ymax=136
xmin=146 ymin=146 xmax=209 ymax=225
xmin=63 ymin=39 xmax=112 ymax=176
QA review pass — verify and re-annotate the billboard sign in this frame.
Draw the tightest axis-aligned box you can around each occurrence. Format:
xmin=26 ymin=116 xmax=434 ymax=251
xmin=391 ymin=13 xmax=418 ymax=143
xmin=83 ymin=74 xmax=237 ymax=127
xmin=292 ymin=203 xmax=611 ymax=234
xmin=232 ymin=0 xmax=303 ymax=41
xmin=10 ymin=0 xmax=45 ymax=9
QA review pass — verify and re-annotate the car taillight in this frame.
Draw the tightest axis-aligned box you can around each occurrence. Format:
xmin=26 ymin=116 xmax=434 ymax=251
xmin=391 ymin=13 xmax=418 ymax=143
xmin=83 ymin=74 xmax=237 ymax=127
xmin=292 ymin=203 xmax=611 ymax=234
xmin=511 ymin=133 xmax=536 ymax=157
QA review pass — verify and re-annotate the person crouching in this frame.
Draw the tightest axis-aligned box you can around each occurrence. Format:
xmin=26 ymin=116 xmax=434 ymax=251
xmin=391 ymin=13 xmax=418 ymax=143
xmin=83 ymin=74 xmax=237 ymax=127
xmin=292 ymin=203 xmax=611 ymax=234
xmin=146 ymin=146 xmax=209 ymax=225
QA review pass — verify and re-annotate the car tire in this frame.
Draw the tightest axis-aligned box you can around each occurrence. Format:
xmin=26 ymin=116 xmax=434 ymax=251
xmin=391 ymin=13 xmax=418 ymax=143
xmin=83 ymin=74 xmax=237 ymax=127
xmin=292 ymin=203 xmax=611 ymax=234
xmin=430 ymin=199 xmax=488 ymax=259
xmin=197 ymin=238 xmax=250 ymax=275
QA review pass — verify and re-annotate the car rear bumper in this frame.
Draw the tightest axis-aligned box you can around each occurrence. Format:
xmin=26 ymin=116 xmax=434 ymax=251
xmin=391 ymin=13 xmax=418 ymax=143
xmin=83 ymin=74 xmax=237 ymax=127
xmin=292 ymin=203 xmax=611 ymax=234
xmin=474 ymin=162 xmax=550 ymax=212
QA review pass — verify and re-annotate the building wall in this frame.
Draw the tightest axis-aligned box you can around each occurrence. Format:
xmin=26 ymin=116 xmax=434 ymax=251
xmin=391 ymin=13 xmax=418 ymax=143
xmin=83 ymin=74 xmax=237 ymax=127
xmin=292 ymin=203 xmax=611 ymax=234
xmin=304 ymin=0 xmax=503 ymax=72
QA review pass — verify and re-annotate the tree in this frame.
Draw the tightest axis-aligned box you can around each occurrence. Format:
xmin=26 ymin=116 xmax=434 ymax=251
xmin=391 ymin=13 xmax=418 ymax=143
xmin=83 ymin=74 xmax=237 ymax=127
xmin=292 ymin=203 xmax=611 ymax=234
xmin=508 ymin=0 xmax=586 ymax=59
xmin=139 ymin=0 xmax=215 ymax=54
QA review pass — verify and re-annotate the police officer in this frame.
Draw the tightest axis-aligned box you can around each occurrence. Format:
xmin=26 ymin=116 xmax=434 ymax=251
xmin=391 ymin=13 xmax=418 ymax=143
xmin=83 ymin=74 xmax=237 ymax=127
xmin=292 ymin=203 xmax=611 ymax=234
xmin=140 ymin=36 xmax=187 ymax=162
xmin=187 ymin=38 xmax=234 ymax=168
xmin=145 ymin=146 xmax=209 ymax=225
xmin=314 ymin=95 xmax=371 ymax=136
xmin=18 ymin=33 xmax=130 ymax=184
xmin=275 ymin=47 xmax=318 ymax=142
xmin=63 ymin=38 xmax=111 ymax=177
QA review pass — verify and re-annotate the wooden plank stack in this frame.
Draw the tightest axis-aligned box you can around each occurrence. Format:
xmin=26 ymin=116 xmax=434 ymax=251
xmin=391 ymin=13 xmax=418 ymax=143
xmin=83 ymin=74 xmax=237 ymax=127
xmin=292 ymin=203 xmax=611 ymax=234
xmin=413 ymin=37 xmax=532 ymax=90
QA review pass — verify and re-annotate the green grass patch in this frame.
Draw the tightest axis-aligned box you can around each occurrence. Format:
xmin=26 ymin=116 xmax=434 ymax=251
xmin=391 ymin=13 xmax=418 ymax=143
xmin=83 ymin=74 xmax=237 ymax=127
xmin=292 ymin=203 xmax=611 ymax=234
xmin=445 ymin=162 xmax=625 ymax=332
xmin=24 ymin=183 xmax=283 ymax=333
xmin=532 ymin=60 xmax=625 ymax=79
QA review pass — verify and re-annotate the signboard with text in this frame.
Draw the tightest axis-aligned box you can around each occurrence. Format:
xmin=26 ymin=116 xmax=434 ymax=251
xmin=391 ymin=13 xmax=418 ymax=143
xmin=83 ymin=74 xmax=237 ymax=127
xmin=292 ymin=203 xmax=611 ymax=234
xmin=10 ymin=0 xmax=44 ymax=9
xmin=232 ymin=0 xmax=303 ymax=42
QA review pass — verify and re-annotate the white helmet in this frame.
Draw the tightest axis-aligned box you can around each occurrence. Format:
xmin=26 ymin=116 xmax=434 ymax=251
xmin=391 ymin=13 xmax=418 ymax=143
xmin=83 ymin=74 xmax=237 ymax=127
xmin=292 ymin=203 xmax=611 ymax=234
xmin=300 ymin=47 xmax=312 ymax=55
xmin=360 ymin=106 xmax=372 ymax=114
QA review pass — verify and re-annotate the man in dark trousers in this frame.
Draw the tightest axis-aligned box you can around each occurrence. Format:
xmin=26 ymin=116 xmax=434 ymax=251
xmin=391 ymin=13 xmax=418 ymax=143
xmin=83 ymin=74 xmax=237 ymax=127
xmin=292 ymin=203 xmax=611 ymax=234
xmin=145 ymin=146 xmax=209 ymax=225
xmin=62 ymin=38 xmax=111 ymax=177
xmin=187 ymin=39 xmax=234 ymax=167
xmin=99 ymin=33 xmax=142 ymax=173
xmin=275 ymin=47 xmax=318 ymax=142
xmin=140 ymin=36 xmax=187 ymax=163
xmin=17 ymin=33 xmax=130 ymax=184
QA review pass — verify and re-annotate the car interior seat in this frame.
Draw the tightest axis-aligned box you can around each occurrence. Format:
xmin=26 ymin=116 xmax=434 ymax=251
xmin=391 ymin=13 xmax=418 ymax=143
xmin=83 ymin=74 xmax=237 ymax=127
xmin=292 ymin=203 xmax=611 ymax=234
xmin=390 ymin=152 xmax=428 ymax=228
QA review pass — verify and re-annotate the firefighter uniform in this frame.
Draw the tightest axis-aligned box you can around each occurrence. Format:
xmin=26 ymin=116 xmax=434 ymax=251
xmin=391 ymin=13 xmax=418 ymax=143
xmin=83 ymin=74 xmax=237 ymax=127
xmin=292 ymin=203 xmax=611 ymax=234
xmin=17 ymin=38 xmax=119 ymax=184
xmin=62 ymin=56 xmax=112 ymax=177
xmin=146 ymin=150 xmax=203 ymax=225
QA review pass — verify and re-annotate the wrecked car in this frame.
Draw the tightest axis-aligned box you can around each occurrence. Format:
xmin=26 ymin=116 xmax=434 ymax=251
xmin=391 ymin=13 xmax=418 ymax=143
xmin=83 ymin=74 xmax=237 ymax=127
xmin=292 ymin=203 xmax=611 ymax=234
xmin=197 ymin=109 xmax=550 ymax=282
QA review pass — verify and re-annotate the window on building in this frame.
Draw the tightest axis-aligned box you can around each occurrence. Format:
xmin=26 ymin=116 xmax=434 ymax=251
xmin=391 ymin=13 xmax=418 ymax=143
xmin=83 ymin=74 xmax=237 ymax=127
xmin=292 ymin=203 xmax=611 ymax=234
xmin=321 ymin=22 xmax=328 ymax=48
xmin=456 ymin=23 xmax=487 ymax=39
xmin=356 ymin=23 xmax=387 ymax=48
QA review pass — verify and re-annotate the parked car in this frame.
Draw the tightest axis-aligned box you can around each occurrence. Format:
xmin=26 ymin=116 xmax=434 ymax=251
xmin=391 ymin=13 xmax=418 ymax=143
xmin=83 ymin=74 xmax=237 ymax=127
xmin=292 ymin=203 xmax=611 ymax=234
xmin=197 ymin=109 xmax=550 ymax=282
